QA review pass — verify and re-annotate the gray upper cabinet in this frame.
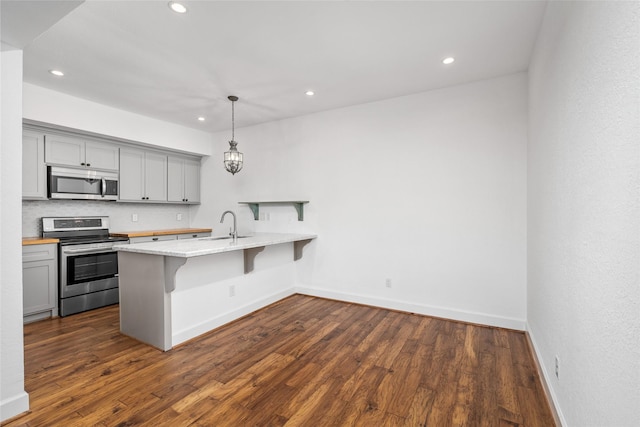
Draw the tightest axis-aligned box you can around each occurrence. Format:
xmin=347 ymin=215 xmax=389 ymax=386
xmin=45 ymin=134 xmax=119 ymax=171
xmin=119 ymin=148 xmax=167 ymax=202
xmin=85 ymin=141 xmax=120 ymax=170
xmin=24 ymin=124 xmax=202 ymax=204
xmin=167 ymin=156 xmax=201 ymax=204
xmin=22 ymin=130 xmax=48 ymax=200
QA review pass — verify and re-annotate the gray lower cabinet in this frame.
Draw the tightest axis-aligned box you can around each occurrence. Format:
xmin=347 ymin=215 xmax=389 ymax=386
xmin=129 ymin=235 xmax=177 ymax=244
xmin=128 ymin=233 xmax=211 ymax=244
xmin=177 ymin=232 xmax=210 ymax=239
xmin=23 ymin=244 xmax=58 ymax=323
xmin=22 ymin=130 xmax=48 ymax=200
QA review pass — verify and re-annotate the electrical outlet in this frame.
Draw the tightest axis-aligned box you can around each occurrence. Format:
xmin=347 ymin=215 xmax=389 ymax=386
xmin=177 ymin=213 xmax=183 ymax=221
xmin=385 ymin=278 xmax=392 ymax=288
xmin=229 ymin=284 xmax=236 ymax=297
xmin=131 ymin=214 xmax=138 ymax=222
xmin=555 ymin=355 xmax=560 ymax=379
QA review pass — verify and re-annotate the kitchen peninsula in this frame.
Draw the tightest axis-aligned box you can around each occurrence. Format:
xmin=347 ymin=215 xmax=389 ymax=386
xmin=116 ymin=233 xmax=317 ymax=351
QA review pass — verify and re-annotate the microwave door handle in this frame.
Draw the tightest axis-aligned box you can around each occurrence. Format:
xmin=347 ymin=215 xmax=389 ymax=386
xmin=101 ymin=178 xmax=106 ymax=198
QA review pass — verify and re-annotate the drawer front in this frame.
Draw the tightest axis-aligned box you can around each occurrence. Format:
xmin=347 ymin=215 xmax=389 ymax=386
xmin=177 ymin=232 xmax=211 ymax=240
xmin=23 ymin=244 xmax=57 ymax=262
xmin=129 ymin=235 xmax=178 ymax=244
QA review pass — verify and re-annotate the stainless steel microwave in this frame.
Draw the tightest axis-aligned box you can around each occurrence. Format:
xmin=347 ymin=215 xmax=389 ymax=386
xmin=48 ymin=166 xmax=118 ymax=200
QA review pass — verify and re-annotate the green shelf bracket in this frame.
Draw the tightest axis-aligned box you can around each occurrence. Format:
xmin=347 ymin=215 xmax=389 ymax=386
xmin=239 ymin=201 xmax=309 ymax=221
xmin=247 ymin=203 xmax=260 ymax=221
xmin=293 ymin=203 xmax=305 ymax=221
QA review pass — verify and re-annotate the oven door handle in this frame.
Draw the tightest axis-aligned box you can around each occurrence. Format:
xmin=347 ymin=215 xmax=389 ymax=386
xmin=101 ymin=178 xmax=106 ymax=198
xmin=62 ymin=247 xmax=116 ymax=255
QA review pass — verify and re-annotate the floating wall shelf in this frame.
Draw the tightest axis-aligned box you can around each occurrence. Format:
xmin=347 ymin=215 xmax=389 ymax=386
xmin=239 ymin=201 xmax=309 ymax=221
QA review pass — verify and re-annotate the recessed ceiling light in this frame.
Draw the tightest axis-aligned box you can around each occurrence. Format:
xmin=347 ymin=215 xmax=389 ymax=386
xmin=442 ymin=57 xmax=455 ymax=65
xmin=305 ymin=90 xmax=315 ymax=96
xmin=197 ymin=116 xmax=205 ymax=122
xmin=49 ymin=69 xmax=64 ymax=77
xmin=168 ymin=2 xmax=187 ymax=13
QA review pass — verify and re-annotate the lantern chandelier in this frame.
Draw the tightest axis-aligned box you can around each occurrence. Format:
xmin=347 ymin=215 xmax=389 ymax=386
xmin=223 ymin=95 xmax=243 ymax=175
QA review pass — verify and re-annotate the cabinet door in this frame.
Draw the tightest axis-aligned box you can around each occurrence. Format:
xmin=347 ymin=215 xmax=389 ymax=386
xmin=23 ymin=261 xmax=56 ymax=315
xmin=22 ymin=244 xmax=57 ymax=317
xmin=45 ymin=134 xmax=85 ymax=167
xmin=85 ymin=141 xmax=119 ymax=171
xmin=119 ymin=148 xmax=146 ymax=201
xmin=144 ymin=152 xmax=167 ymax=202
xmin=183 ymin=158 xmax=201 ymax=203
xmin=167 ymin=156 xmax=185 ymax=202
xmin=22 ymin=131 xmax=48 ymax=200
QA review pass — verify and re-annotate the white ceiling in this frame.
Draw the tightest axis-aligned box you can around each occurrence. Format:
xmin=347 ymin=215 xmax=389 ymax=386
xmin=6 ymin=1 xmax=547 ymax=132
xmin=0 ymin=0 xmax=82 ymax=50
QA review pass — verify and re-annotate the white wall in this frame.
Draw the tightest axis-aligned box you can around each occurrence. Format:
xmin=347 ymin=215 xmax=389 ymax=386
xmin=23 ymin=83 xmax=213 ymax=156
xmin=193 ymin=73 xmax=528 ymax=329
xmin=528 ymin=2 xmax=640 ymax=426
xmin=171 ymin=243 xmax=298 ymax=346
xmin=1 ymin=50 xmax=30 ymax=421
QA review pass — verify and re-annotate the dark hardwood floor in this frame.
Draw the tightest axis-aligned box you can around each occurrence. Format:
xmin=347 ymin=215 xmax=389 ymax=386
xmin=3 ymin=295 xmax=555 ymax=426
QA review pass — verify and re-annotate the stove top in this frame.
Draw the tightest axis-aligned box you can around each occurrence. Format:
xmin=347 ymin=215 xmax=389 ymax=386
xmin=41 ymin=216 xmax=126 ymax=245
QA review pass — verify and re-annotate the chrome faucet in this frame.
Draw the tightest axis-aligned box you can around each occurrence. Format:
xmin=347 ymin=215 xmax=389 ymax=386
xmin=220 ymin=210 xmax=238 ymax=240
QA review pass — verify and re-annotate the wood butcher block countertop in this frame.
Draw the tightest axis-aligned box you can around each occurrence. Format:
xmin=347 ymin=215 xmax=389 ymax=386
xmin=22 ymin=237 xmax=60 ymax=246
xmin=110 ymin=228 xmax=212 ymax=238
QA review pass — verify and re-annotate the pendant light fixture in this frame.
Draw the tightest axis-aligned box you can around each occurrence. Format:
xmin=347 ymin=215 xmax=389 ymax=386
xmin=224 ymin=95 xmax=243 ymax=175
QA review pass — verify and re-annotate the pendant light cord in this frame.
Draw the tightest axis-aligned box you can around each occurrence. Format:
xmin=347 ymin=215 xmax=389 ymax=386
xmin=231 ymin=100 xmax=235 ymax=141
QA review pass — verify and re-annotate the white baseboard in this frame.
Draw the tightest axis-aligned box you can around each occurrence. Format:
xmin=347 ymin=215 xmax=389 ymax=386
xmin=295 ymin=286 xmax=526 ymax=330
xmin=171 ymin=284 xmax=526 ymax=348
xmin=0 ymin=391 xmax=29 ymax=423
xmin=171 ymin=288 xmax=296 ymax=347
xmin=526 ymin=324 xmax=566 ymax=427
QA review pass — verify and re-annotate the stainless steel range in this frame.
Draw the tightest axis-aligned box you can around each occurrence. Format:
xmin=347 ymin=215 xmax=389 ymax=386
xmin=42 ymin=216 xmax=129 ymax=317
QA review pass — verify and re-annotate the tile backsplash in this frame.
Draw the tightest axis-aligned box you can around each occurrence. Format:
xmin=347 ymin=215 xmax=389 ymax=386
xmin=23 ymin=200 xmax=193 ymax=237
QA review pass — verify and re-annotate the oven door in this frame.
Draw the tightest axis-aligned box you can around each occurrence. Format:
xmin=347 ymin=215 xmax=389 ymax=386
xmin=60 ymin=247 xmax=119 ymax=298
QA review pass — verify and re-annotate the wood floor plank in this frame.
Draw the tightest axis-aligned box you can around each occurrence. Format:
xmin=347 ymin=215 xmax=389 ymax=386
xmin=2 ymin=294 xmax=556 ymax=427
xmin=338 ymin=365 xmax=389 ymax=425
xmin=404 ymin=386 xmax=436 ymax=427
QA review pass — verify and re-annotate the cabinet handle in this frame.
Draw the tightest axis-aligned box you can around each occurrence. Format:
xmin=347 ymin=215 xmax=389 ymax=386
xmin=81 ymin=162 xmax=85 ymax=166
xmin=86 ymin=163 xmax=91 ymax=167
xmin=152 ymin=237 xmax=159 ymax=241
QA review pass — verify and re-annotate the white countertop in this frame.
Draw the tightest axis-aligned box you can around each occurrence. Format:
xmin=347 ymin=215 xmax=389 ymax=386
xmin=115 ymin=232 xmax=317 ymax=258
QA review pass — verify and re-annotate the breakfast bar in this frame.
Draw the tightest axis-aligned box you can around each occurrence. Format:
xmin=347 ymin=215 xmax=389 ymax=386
xmin=115 ymin=233 xmax=316 ymax=351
